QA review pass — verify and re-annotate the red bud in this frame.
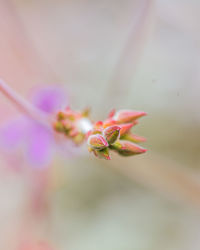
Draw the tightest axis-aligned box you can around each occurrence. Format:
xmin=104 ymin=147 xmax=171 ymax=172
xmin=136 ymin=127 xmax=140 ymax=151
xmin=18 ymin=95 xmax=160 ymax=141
xmin=94 ymin=121 xmax=103 ymax=129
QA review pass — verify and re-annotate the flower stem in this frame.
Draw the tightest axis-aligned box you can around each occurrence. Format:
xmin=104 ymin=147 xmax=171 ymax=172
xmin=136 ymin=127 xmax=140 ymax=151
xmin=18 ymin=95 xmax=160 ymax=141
xmin=0 ymin=79 xmax=93 ymax=137
xmin=0 ymin=79 xmax=52 ymax=129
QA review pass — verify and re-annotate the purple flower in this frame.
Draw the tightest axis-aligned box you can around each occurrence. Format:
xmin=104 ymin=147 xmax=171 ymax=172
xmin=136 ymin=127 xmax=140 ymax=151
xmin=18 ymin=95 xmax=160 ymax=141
xmin=0 ymin=85 xmax=68 ymax=168
xmin=31 ymin=86 xmax=66 ymax=114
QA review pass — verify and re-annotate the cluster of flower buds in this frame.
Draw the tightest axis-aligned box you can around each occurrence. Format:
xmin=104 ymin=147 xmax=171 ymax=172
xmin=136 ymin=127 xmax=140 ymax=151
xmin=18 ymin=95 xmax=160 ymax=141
xmin=53 ymin=107 xmax=147 ymax=160
xmin=87 ymin=109 xmax=147 ymax=160
xmin=53 ymin=107 xmax=92 ymax=145
xmin=0 ymin=79 xmax=147 ymax=162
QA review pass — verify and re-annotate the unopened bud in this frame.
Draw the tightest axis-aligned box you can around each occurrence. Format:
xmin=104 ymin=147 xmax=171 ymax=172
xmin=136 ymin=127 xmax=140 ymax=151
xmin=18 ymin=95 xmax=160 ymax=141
xmin=111 ymin=140 xmax=147 ymax=156
xmin=108 ymin=109 xmax=116 ymax=118
xmin=57 ymin=111 xmax=66 ymax=121
xmin=119 ymin=123 xmax=134 ymax=136
xmin=114 ymin=110 xmax=147 ymax=124
xmin=93 ymin=121 xmax=103 ymax=129
xmin=53 ymin=121 xmax=64 ymax=132
xmin=102 ymin=119 xmax=116 ymax=129
xmin=121 ymin=133 xmax=146 ymax=143
xmin=87 ymin=134 xmax=108 ymax=150
xmin=103 ymin=125 xmax=120 ymax=145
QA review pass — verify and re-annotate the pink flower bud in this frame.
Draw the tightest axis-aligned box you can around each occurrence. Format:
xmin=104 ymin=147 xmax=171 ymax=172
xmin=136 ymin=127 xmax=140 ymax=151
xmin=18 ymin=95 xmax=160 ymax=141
xmin=121 ymin=133 xmax=146 ymax=143
xmin=103 ymin=125 xmax=121 ymax=145
xmin=93 ymin=121 xmax=103 ymax=129
xmin=87 ymin=134 xmax=108 ymax=150
xmin=114 ymin=110 xmax=147 ymax=124
xmin=108 ymin=109 xmax=116 ymax=118
xmin=119 ymin=123 xmax=134 ymax=136
xmin=103 ymin=119 xmax=116 ymax=129
xmin=111 ymin=140 xmax=147 ymax=156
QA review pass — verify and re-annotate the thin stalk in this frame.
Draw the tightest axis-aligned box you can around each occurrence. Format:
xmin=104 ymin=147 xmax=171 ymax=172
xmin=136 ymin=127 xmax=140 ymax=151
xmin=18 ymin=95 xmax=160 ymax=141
xmin=0 ymin=79 xmax=51 ymax=129
xmin=0 ymin=79 xmax=93 ymax=135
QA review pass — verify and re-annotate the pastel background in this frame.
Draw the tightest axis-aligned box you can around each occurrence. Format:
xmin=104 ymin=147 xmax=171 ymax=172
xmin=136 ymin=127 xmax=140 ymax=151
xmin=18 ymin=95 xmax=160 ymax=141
xmin=0 ymin=0 xmax=200 ymax=249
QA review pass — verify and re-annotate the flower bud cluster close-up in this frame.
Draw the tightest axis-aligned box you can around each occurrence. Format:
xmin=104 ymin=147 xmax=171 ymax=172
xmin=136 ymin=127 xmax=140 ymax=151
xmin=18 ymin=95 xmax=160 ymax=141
xmin=53 ymin=107 xmax=91 ymax=145
xmin=53 ymin=107 xmax=147 ymax=160
xmin=87 ymin=109 xmax=147 ymax=160
xmin=0 ymin=0 xmax=199 ymax=249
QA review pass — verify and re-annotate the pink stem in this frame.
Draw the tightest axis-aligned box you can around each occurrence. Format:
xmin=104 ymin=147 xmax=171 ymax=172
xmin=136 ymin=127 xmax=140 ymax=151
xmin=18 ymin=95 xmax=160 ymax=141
xmin=0 ymin=79 xmax=52 ymax=128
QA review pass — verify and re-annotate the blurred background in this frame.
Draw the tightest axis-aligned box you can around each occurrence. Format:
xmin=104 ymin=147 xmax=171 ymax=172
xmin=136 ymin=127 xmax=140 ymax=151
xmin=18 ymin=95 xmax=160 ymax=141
xmin=0 ymin=0 xmax=200 ymax=249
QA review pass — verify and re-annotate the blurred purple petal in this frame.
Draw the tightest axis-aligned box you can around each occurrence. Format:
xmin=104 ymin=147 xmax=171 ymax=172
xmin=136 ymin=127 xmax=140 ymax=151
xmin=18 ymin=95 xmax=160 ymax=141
xmin=0 ymin=117 xmax=28 ymax=150
xmin=32 ymin=86 xmax=67 ymax=113
xmin=0 ymin=85 xmax=69 ymax=168
xmin=26 ymin=124 xmax=53 ymax=168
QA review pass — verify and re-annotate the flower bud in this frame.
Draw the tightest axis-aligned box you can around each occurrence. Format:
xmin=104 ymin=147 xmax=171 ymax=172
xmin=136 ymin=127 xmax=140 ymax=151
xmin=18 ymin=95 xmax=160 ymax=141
xmin=102 ymin=119 xmax=116 ymax=129
xmin=103 ymin=125 xmax=120 ymax=145
xmin=120 ymin=133 xmax=146 ymax=143
xmin=62 ymin=120 xmax=73 ymax=130
xmin=57 ymin=111 xmax=66 ymax=121
xmin=53 ymin=121 xmax=64 ymax=132
xmin=119 ymin=123 xmax=134 ymax=136
xmin=87 ymin=134 xmax=108 ymax=150
xmin=108 ymin=109 xmax=116 ymax=118
xmin=111 ymin=140 xmax=147 ymax=156
xmin=69 ymin=128 xmax=79 ymax=137
xmin=114 ymin=110 xmax=147 ymax=124
xmin=93 ymin=121 xmax=103 ymax=129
